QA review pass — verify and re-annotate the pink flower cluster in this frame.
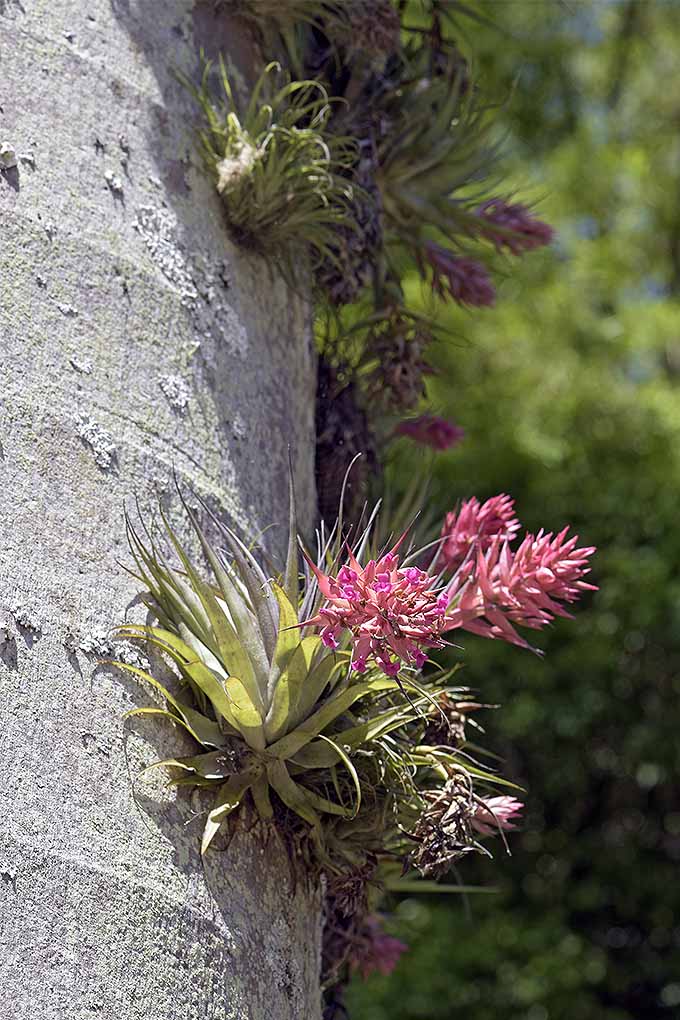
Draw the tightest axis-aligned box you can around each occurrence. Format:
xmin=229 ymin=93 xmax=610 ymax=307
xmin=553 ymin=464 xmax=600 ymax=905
xmin=423 ymin=241 xmax=496 ymax=307
xmin=396 ymin=414 xmax=465 ymax=451
xmin=443 ymin=524 xmax=597 ymax=651
xmin=471 ymin=796 xmax=523 ymax=837
xmin=349 ymin=915 xmax=409 ymax=979
xmin=308 ymin=495 xmax=595 ymax=671
xmin=438 ymin=494 xmax=520 ymax=571
xmin=304 ymin=541 xmax=448 ymax=676
xmin=476 ymin=199 xmax=554 ymax=255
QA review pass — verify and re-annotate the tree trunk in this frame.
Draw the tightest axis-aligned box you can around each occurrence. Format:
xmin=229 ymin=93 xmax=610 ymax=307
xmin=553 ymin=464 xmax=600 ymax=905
xmin=0 ymin=2 xmax=321 ymax=1017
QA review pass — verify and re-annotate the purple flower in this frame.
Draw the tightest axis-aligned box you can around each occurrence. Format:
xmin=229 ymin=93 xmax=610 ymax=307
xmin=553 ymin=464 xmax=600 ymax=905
xmin=349 ymin=915 xmax=409 ymax=979
xmin=395 ymin=414 xmax=465 ymax=451
xmin=476 ymin=199 xmax=554 ymax=255
xmin=423 ymin=242 xmax=496 ymax=307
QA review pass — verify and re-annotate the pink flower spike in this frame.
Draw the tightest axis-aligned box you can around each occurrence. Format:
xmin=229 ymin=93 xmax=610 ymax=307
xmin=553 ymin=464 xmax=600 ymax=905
xmin=439 ymin=494 xmax=521 ymax=572
xmin=442 ymin=525 xmax=597 ymax=650
xmin=423 ymin=242 xmax=497 ymax=307
xmin=396 ymin=414 xmax=465 ymax=451
xmin=476 ymin=199 xmax=554 ymax=255
xmin=349 ymin=915 xmax=409 ymax=980
xmin=472 ymin=796 xmax=524 ymax=837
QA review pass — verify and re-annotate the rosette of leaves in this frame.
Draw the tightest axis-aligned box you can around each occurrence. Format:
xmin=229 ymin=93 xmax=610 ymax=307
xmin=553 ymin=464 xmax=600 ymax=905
xmin=112 ymin=485 xmax=514 ymax=873
xmin=374 ymin=43 xmax=498 ymax=257
xmin=187 ymin=58 xmax=359 ymax=282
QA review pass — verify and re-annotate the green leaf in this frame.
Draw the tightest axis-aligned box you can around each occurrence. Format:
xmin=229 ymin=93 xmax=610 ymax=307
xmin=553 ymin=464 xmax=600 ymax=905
xmin=250 ymin=772 xmax=274 ymax=819
xmin=179 ymin=704 xmax=228 ymax=747
xmin=266 ymin=759 xmax=322 ymax=829
xmin=123 ymin=706 xmax=223 ymax=749
xmin=110 ymin=659 xmax=225 ymax=746
xmin=137 ymin=756 xmax=195 ymax=780
xmin=267 ymin=676 xmax=401 ymax=760
xmin=169 ymin=749 xmax=240 ymax=780
xmin=181 ymin=501 xmax=269 ymax=710
xmin=200 ymin=502 xmax=278 ymax=660
xmin=317 ymin=734 xmax=361 ymax=818
xmin=225 ymin=676 xmax=266 ymax=751
xmin=202 ymin=769 xmax=259 ymax=854
xmin=264 ymin=632 xmax=321 ymax=743
xmin=283 ymin=465 xmax=299 ymax=606
xmin=289 ymin=703 xmax=416 ymax=768
xmin=292 ymin=649 xmax=350 ymax=726
xmin=114 ymin=626 xmax=242 ymax=732
xmin=297 ymin=780 xmax=349 ymax=817
xmin=265 ymin=581 xmax=301 ymax=706
xmin=177 ymin=623 xmax=229 ymax=680
xmin=108 ymin=659 xmax=183 ymax=714
xmin=335 ymin=703 xmax=425 ymax=749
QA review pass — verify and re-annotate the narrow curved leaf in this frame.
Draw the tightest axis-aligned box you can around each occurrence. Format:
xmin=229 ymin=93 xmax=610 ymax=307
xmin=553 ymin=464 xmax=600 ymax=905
xmin=112 ymin=631 xmax=238 ymax=730
xmin=169 ymin=749 xmax=240 ymax=780
xmin=265 ymin=581 xmax=301 ymax=708
xmin=317 ymin=734 xmax=361 ymax=818
xmin=198 ymin=498 xmax=278 ymax=660
xmin=283 ymin=465 xmax=299 ymax=606
xmin=123 ymin=706 xmax=220 ymax=748
xmin=202 ymin=770 xmax=259 ymax=854
xmin=266 ymin=759 xmax=321 ymax=829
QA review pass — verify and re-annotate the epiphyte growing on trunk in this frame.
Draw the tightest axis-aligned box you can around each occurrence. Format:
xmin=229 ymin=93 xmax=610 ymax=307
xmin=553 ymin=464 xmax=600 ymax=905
xmin=185 ymin=58 xmax=360 ymax=284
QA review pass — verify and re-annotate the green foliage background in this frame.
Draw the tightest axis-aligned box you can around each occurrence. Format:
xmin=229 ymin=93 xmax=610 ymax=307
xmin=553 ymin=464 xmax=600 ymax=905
xmin=348 ymin=3 xmax=680 ymax=1018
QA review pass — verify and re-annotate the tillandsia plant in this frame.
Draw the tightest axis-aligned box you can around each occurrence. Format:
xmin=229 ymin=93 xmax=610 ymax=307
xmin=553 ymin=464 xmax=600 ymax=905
xmin=111 ymin=475 xmax=595 ymax=996
xmin=186 ymin=57 xmax=359 ymax=280
xmin=200 ymin=3 xmax=556 ymax=524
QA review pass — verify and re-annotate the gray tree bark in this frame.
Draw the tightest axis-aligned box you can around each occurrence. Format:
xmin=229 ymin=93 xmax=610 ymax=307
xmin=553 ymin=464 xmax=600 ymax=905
xmin=0 ymin=2 xmax=321 ymax=1018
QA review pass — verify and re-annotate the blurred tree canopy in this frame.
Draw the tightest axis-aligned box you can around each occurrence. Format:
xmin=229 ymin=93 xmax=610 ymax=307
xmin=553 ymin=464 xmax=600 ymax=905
xmin=347 ymin=3 xmax=680 ymax=1018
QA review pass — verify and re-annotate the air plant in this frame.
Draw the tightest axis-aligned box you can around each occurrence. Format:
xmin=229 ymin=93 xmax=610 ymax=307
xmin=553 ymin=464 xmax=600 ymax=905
xmin=374 ymin=48 xmax=498 ymax=254
xmin=318 ymin=304 xmax=440 ymax=416
xmin=186 ymin=58 xmax=359 ymax=281
xmin=111 ymin=478 xmax=530 ymax=864
xmin=111 ymin=475 xmax=595 ymax=994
